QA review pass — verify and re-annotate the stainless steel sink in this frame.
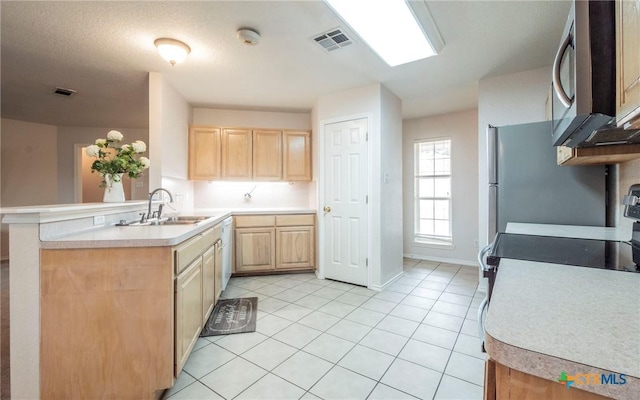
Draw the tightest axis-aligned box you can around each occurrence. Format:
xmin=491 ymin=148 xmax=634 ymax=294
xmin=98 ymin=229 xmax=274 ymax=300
xmin=166 ymin=216 xmax=211 ymax=222
xmin=123 ymin=215 xmax=214 ymax=226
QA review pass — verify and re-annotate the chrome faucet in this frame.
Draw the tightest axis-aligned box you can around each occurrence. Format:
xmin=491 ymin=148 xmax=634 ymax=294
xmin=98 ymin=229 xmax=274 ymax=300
xmin=146 ymin=188 xmax=174 ymax=221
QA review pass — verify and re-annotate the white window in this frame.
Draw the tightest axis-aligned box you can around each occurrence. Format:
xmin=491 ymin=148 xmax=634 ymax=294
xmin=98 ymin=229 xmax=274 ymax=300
xmin=414 ymin=138 xmax=452 ymax=244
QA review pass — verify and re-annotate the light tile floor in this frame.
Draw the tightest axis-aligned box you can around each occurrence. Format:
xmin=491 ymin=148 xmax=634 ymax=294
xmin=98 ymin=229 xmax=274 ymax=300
xmin=164 ymin=259 xmax=486 ymax=400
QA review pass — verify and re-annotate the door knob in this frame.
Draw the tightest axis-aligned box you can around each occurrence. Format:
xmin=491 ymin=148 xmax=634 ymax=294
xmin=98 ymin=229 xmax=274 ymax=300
xmin=323 ymin=206 xmax=331 ymax=213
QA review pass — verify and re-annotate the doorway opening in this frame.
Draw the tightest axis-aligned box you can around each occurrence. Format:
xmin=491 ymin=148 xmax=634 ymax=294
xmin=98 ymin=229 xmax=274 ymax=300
xmin=76 ymin=145 xmax=132 ymax=202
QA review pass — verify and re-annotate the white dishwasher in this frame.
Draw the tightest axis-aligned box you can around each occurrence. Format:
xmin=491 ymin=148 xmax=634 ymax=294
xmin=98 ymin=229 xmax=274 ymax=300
xmin=221 ymin=216 xmax=233 ymax=290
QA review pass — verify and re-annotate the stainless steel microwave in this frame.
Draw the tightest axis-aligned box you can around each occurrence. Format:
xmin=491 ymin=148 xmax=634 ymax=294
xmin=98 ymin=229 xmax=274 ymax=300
xmin=551 ymin=0 xmax=616 ymax=148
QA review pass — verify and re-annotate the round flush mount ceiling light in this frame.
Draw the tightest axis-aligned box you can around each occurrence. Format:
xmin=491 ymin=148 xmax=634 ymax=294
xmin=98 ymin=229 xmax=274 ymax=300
xmin=236 ymin=29 xmax=260 ymax=46
xmin=154 ymin=38 xmax=191 ymax=66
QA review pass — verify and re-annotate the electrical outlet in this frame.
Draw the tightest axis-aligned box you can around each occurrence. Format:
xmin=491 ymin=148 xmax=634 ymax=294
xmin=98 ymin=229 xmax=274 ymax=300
xmin=474 ymin=239 xmax=479 ymax=248
xmin=135 ymin=181 xmax=144 ymax=188
xmin=93 ymin=215 xmax=106 ymax=225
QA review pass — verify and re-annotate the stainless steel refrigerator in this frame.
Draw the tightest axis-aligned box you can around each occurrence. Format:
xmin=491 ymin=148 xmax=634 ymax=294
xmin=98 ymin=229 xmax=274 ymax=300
xmin=488 ymin=121 xmax=607 ymax=239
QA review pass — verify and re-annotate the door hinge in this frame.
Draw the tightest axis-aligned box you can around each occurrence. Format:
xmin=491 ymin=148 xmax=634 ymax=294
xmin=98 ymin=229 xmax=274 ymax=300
xmin=366 ymin=195 xmax=368 ymax=204
xmin=366 ymin=132 xmax=369 ymax=141
xmin=366 ymin=258 xmax=368 ymax=267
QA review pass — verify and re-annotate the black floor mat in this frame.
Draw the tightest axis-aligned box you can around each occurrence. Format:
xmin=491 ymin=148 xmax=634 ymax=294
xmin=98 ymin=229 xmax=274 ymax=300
xmin=200 ymin=297 xmax=258 ymax=336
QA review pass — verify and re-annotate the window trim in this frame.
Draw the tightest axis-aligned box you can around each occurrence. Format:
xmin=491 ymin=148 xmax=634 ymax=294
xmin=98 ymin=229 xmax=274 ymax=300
xmin=413 ymin=137 xmax=452 ymax=245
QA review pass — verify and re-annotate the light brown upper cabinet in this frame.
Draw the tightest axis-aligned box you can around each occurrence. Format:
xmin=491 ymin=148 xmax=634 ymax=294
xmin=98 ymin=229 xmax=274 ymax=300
xmin=616 ymin=0 xmax=640 ymax=128
xmin=188 ymin=126 xmax=221 ymax=180
xmin=283 ymin=130 xmax=312 ymax=181
xmin=189 ymin=125 xmax=311 ymax=181
xmin=253 ymin=130 xmax=283 ymax=180
xmin=222 ymin=128 xmax=253 ymax=180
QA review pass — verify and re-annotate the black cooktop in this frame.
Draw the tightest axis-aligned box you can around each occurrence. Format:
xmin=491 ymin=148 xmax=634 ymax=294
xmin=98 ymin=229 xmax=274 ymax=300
xmin=487 ymin=233 xmax=640 ymax=273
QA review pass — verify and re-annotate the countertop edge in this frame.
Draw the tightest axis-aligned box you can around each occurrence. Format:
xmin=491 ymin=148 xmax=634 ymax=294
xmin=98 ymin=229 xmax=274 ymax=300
xmin=39 ymin=213 xmax=233 ymax=249
xmin=38 ymin=209 xmax=318 ymax=248
xmin=485 ymin=331 xmax=639 ymax=399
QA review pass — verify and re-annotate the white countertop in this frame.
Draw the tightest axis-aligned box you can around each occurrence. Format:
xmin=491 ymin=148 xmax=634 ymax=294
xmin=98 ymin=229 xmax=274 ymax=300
xmin=39 ymin=214 xmax=231 ymax=248
xmin=487 ymin=223 xmax=640 ymax=398
xmin=36 ymin=207 xmax=317 ymax=249
xmin=1 ymin=201 xmax=149 ymax=224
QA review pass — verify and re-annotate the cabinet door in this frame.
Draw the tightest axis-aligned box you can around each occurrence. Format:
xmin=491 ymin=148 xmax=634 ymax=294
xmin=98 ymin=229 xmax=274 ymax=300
xmin=276 ymin=226 xmax=315 ymax=269
xmin=175 ymin=258 xmax=203 ymax=377
xmin=616 ymin=0 xmax=640 ymax=126
xmin=253 ymin=130 xmax=283 ymax=180
xmin=214 ymin=240 xmax=223 ymax=303
xmin=189 ymin=126 xmax=221 ymax=180
xmin=283 ymin=131 xmax=311 ymax=181
xmin=202 ymin=246 xmax=215 ymax=324
xmin=222 ymin=128 xmax=252 ymax=180
xmin=235 ymin=228 xmax=276 ymax=272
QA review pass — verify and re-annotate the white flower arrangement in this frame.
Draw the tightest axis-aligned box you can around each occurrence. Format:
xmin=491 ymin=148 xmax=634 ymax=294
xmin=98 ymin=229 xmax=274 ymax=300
xmin=85 ymin=130 xmax=150 ymax=187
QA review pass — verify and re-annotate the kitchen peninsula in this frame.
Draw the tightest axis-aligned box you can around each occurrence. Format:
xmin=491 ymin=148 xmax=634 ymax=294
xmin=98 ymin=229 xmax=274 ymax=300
xmin=1 ymin=202 xmax=315 ymax=399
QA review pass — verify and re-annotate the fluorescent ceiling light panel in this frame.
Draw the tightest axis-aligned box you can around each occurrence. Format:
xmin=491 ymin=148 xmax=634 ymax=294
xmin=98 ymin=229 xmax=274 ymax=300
xmin=324 ymin=0 xmax=437 ymax=66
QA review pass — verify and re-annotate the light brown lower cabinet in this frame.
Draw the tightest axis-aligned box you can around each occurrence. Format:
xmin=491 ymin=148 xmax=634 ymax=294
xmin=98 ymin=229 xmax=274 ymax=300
xmin=39 ymin=223 xmax=224 ymax=398
xmin=485 ymin=360 xmax=612 ymax=400
xmin=202 ymin=246 xmax=216 ymax=324
xmin=234 ymin=214 xmax=316 ymax=273
xmin=174 ymin=224 xmax=222 ymax=378
xmin=40 ymin=247 xmax=175 ymax=399
xmin=175 ymin=257 xmax=204 ymax=375
xmin=276 ymin=226 xmax=315 ymax=269
xmin=235 ymin=227 xmax=276 ymax=272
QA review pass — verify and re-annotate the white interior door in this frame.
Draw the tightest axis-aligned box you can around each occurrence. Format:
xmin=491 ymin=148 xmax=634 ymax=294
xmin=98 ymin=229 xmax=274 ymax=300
xmin=323 ymin=118 xmax=369 ymax=286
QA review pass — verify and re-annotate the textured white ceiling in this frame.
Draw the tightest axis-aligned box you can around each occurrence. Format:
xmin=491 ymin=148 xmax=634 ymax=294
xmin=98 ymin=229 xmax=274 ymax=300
xmin=0 ymin=1 xmax=571 ymax=128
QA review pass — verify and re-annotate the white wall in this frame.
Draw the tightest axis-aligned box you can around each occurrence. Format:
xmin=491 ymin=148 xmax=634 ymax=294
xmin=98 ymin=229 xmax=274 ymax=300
xmin=191 ymin=108 xmax=315 ymax=210
xmin=1 ymin=119 xmax=59 ymax=206
xmin=56 ymin=126 xmax=149 ymax=203
xmin=378 ymin=85 xmax=404 ymax=286
xmin=403 ymin=109 xmax=479 ymax=265
xmin=193 ymin=109 xmax=310 ymax=130
xmin=477 ymin=66 xmax=551 ymax=248
xmin=1 ymin=118 xmax=59 ymax=259
xmin=315 ymin=83 xmax=403 ymax=289
xmin=149 ymin=72 xmax=194 ymax=211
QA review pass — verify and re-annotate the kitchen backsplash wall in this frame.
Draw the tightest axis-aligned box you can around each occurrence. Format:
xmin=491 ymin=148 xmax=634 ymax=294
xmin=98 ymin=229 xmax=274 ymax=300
xmin=193 ymin=181 xmax=315 ymax=210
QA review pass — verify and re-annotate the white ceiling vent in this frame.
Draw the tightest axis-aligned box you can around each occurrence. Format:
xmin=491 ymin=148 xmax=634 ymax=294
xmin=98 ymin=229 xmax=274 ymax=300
xmin=312 ymin=27 xmax=353 ymax=52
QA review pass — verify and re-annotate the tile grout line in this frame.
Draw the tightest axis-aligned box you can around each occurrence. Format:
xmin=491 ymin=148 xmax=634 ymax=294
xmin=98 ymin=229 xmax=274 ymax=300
xmin=168 ymin=264 xmax=483 ymax=399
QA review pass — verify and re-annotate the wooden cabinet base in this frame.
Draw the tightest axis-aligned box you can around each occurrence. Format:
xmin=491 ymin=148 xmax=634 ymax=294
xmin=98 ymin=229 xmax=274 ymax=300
xmin=41 ymin=247 xmax=174 ymax=399
xmin=487 ymin=361 xmax=611 ymax=400
xmin=234 ymin=214 xmax=316 ymax=274
xmin=232 ymin=268 xmax=316 ymax=277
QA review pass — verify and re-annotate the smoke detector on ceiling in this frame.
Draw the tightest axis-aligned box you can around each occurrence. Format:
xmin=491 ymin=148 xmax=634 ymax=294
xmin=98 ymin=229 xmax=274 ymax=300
xmin=237 ymin=29 xmax=260 ymax=46
xmin=312 ymin=27 xmax=353 ymax=52
xmin=52 ymin=87 xmax=77 ymax=97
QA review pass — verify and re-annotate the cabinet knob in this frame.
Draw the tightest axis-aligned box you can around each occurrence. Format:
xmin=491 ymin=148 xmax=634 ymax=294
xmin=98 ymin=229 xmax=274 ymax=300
xmin=323 ymin=206 xmax=331 ymax=213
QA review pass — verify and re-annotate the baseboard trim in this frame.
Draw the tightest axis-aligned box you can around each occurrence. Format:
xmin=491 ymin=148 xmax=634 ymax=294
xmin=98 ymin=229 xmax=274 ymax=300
xmin=403 ymin=253 xmax=477 ymax=267
xmin=369 ymin=270 xmax=404 ymax=292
